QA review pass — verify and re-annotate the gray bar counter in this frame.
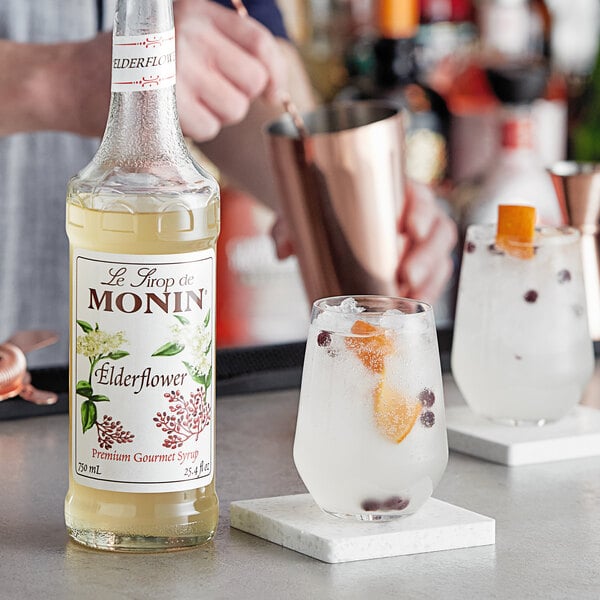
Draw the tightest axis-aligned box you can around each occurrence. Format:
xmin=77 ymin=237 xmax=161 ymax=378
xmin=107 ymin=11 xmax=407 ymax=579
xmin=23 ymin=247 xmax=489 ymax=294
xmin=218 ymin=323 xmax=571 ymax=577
xmin=1 ymin=374 xmax=600 ymax=599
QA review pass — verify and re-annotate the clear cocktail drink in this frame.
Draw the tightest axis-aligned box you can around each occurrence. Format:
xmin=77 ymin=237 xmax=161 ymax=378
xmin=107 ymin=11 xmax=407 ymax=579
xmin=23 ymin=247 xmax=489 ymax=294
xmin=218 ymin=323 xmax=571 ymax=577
xmin=452 ymin=224 xmax=594 ymax=425
xmin=293 ymin=296 xmax=448 ymax=520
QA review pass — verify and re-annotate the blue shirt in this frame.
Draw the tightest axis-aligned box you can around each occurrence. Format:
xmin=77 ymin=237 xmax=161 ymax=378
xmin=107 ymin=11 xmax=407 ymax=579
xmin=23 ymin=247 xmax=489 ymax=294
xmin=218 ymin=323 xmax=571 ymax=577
xmin=209 ymin=0 xmax=288 ymax=39
xmin=95 ymin=0 xmax=288 ymax=38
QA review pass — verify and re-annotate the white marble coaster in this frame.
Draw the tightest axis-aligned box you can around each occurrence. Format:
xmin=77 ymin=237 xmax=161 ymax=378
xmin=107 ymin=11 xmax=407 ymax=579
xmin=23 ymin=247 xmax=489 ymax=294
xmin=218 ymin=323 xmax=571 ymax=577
xmin=230 ymin=494 xmax=495 ymax=564
xmin=446 ymin=405 xmax=600 ymax=466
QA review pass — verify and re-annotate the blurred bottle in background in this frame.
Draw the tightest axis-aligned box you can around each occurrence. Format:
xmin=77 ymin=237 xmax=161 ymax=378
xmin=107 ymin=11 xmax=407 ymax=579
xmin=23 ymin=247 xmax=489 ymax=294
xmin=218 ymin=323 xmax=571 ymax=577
xmin=461 ymin=63 xmax=563 ymax=228
xmin=374 ymin=0 xmax=451 ymax=187
xmin=342 ymin=0 xmax=377 ymax=94
xmin=417 ymin=0 xmax=478 ymax=80
xmin=447 ymin=0 xmax=567 ymax=182
xmin=339 ymin=0 xmax=451 ymax=189
xmin=295 ymin=0 xmax=356 ymax=101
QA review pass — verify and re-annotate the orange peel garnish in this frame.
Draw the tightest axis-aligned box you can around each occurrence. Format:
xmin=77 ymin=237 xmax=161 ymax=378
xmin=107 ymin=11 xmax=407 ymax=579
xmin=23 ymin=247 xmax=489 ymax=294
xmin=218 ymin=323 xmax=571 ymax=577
xmin=374 ymin=380 xmax=421 ymax=444
xmin=345 ymin=320 xmax=394 ymax=374
xmin=345 ymin=320 xmax=420 ymax=443
xmin=495 ymin=204 xmax=536 ymax=259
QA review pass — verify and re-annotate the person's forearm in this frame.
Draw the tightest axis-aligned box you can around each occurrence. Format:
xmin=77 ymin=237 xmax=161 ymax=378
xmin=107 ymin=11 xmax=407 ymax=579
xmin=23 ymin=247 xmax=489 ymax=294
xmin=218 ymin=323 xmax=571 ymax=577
xmin=0 ymin=39 xmax=62 ymax=136
xmin=198 ymin=39 xmax=317 ymax=210
xmin=0 ymin=35 xmax=111 ymax=138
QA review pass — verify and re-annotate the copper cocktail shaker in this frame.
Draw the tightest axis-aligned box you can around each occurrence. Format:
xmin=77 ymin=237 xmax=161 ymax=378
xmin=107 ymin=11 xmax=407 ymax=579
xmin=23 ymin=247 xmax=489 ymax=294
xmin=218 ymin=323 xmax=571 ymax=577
xmin=549 ymin=162 xmax=600 ymax=340
xmin=265 ymin=101 xmax=406 ymax=303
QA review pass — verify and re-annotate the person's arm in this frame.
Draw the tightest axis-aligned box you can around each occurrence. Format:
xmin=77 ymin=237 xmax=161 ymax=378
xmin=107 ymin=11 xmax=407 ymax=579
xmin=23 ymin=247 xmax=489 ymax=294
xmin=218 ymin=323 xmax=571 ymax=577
xmin=0 ymin=35 xmax=111 ymax=137
xmin=0 ymin=0 xmax=292 ymax=142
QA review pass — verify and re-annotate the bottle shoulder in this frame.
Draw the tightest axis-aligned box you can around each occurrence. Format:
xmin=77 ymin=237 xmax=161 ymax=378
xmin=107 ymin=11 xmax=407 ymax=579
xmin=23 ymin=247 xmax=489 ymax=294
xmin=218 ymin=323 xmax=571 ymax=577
xmin=463 ymin=163 xmax=561 ymax=228
xmin=72 ymin=147 xmax=218 ymax=191
xmin=68 ymin=153 xmax=219 ymax=213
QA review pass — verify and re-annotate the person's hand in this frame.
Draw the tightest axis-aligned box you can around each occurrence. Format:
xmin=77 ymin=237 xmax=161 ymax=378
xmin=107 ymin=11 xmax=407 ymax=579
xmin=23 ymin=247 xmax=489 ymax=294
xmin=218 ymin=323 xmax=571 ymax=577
xmin=174 ymin=0 xmax=286 ymax=141
xmin=395 ymin=182 xmax=457 ymax=304
xmin=271 ymin=181 xmax=458 ymax=305
xmin=16 ymin=0 xmax=285 ymax=140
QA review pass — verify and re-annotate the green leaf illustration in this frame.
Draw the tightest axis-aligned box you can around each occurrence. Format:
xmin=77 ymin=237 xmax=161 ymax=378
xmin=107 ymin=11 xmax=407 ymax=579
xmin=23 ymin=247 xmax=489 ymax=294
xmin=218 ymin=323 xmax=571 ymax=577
xmin=174 ymin=314 xmax=190 ymax=325
xmin=76 ymin=380 xmax=93 ymax=398
xmin=203 ymin=309 xmax=211 ymax=328
xmin=107 ymin=351 xmax=129 ymax=360
xmin=152 ymin=342 xmax=184 ymax=357
xmin=204 ymin=339 xmax=212 ymax=355
xmin=76 ymin=320 xmax=93 ymax=334
xmin=204 ymin=366 xmax=212 ymax=389
xmin=185 ymin=362 xmax=212 ymax=389
xmin=183 ymin=361 xmax=203 ymax=384
xmin=81 ymin=400 xmax=97 ymax=433
xmin=91 ymin=395 xmax=110 ymax=403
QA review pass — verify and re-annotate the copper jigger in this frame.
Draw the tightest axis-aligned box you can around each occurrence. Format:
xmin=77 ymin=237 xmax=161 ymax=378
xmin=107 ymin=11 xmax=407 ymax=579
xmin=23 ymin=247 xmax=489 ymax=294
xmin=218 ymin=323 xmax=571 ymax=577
xmin=265 ymin=101 xmax=406 ymax=303
xmin=549 ymin=161 xmax=600 ymax=340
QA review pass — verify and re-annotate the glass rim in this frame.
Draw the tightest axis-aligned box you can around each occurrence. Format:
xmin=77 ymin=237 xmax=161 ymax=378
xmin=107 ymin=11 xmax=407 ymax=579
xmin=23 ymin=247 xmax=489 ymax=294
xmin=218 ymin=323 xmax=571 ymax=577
xmin=312 ymin=295 xmax=432 ymax=317
xmin=465 ymin=223 xmax=580 ymax=247
xmin=548 ymin=161 xmax=600 ymax=177
xmin=265 ymin=100 xmax=402 ymax=139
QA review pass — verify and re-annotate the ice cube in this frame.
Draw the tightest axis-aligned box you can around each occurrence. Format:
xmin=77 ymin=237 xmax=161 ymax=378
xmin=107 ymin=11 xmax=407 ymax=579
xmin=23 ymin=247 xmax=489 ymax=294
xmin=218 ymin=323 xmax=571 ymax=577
xmin=314 ymin=298 xmax=365 ymax=333
xmin=380 ymin=308 xmax=429 ymax=334
xmin=314 ymin=307 xmax=352 ymax=333
xmin=336 ymin=297 xmax=365 ymax=314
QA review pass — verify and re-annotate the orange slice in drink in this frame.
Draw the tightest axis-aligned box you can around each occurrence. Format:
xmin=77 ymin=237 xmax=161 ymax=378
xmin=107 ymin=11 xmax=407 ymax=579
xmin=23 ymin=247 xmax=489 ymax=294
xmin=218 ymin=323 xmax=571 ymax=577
xmin=345 ymin=320 xmax=394 ymax=374
xmin=374 ymin=380 xmax=421 ymax=444
xmin=495 ymin=204 xmax=536 ymax=259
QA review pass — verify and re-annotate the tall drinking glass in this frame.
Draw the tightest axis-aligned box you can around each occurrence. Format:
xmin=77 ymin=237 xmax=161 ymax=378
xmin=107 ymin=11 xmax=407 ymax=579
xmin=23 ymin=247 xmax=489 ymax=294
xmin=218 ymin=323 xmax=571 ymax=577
xmin=452 ymin=225 xmax=594 ymax=426
xmin=293 ymin=296 xmax=448 ymax=521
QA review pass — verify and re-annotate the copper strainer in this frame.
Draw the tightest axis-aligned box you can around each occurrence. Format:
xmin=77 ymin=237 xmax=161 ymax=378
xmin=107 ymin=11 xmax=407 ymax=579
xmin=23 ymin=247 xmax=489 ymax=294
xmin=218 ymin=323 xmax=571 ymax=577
xmin=0 ymin=330 xmax=59 ymax=405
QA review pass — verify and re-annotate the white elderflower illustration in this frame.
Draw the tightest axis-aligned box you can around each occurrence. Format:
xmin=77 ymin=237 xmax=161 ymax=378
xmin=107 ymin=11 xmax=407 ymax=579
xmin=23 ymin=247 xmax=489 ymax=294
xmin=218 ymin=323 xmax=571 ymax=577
xmin=153 ymin=312 xmax=213 ymax=388
xmin=74 ymin=321 xmax=131 ymax=440
xmin=170 ymin=321 xmax=211 ymax=378
xmin=76 ymin=329 xmax=127 ymax=359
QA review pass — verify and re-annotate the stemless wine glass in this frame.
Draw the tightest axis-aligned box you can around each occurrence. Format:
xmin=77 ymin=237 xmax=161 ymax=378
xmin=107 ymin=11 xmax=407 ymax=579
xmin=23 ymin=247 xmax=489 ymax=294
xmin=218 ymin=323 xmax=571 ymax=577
xmin=293 ymin=295 xmax=448 ymax=521
xmin=452 ymin=224 xmax=595 ymax=426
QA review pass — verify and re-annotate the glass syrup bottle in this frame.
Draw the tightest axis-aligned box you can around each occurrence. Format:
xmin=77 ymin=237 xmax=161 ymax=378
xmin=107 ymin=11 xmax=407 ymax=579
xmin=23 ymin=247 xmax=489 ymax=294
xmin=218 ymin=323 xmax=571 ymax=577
xmin=64 ymin=0 xmax=220 ymax=552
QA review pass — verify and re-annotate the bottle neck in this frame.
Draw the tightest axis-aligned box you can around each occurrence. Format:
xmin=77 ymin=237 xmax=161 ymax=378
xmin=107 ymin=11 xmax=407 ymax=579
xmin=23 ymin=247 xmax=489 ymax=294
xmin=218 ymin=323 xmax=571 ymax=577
xmin=95 ymin=0 xmax=186 ymax=167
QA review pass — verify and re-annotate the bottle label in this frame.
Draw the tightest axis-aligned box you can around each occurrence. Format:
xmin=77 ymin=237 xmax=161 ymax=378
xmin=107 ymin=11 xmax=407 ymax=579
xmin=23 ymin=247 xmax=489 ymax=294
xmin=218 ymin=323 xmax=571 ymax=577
xmin=71 ymin=248 xmax=215 ymax=493
xmin=502 ymin=118 xmax=533 ymax=150
xmin=111 ymin=28 xmax=176 ymax=92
